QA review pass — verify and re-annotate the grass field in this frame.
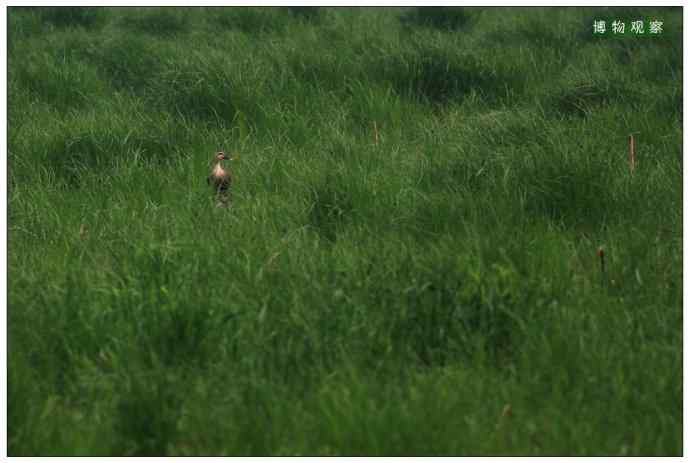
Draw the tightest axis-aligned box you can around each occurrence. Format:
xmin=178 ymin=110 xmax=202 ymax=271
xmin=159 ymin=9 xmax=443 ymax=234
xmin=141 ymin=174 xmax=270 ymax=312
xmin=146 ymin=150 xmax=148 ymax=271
xmin=7 ymin=6 xmax=683 ymax=456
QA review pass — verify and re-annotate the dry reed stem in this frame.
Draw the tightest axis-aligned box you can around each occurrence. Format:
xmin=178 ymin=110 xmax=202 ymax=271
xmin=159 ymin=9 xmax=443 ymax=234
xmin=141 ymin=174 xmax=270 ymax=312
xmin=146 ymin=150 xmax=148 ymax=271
xmin=629 ymin=134 xmax=636 ymax=173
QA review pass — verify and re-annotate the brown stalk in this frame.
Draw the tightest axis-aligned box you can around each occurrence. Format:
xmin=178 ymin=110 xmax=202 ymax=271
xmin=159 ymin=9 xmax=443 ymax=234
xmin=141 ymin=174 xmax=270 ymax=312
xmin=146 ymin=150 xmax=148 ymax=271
xmin=598 ymin=246 xmax=606 ymax=287
xmin=629 ymin=134 xmax=635 ymax=173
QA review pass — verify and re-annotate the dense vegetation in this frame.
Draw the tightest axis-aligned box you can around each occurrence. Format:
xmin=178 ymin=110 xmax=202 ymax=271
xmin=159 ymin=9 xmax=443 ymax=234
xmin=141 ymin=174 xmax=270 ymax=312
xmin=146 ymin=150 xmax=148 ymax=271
xmin=8 ymin=6 xmax=682 ymax=455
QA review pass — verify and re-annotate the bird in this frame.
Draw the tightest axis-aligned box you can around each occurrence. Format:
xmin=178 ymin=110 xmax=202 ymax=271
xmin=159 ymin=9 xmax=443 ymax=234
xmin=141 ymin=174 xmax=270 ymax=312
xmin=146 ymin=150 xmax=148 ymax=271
xmin=208 ymin=151 xmax=232 ymax=207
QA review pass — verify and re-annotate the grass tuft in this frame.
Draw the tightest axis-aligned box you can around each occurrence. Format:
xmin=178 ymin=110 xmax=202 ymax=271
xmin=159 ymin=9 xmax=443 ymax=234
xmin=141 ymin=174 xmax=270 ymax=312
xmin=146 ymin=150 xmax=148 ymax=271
xmin=401 ymin=7 xmax=479 ymax=31
xmin=40 ymin=7 xmax=106 ymax=29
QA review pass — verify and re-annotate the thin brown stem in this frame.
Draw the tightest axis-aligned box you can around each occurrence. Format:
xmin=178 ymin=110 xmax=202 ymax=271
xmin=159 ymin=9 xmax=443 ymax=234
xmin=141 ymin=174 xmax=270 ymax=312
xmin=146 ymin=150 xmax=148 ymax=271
xmin=629 ymin=134 xmax=635 ymax=174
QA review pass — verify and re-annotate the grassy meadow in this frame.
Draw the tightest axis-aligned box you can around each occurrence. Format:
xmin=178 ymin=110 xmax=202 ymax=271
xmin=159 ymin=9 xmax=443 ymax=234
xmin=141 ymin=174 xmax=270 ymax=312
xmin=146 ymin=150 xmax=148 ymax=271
xmin=7 ymin=6 xmax=682 ymax=455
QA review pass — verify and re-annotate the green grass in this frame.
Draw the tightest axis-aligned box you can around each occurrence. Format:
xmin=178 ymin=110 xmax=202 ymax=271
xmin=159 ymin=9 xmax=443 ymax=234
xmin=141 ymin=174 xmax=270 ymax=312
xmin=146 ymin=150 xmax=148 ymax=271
xmin=8 ymin=6 xmax=682 ymax=456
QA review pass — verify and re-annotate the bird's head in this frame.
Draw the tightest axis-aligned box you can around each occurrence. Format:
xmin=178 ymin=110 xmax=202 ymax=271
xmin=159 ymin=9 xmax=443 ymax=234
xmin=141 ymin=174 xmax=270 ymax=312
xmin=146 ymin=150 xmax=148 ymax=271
xmin=215 ymin=151 xmax=230 ymax=161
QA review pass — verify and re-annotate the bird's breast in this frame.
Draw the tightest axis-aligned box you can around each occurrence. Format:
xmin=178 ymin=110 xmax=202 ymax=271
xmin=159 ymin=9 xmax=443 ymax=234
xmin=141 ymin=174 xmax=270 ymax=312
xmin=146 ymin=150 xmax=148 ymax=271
xmin=210 ymin=164 xmax=230 ymax=181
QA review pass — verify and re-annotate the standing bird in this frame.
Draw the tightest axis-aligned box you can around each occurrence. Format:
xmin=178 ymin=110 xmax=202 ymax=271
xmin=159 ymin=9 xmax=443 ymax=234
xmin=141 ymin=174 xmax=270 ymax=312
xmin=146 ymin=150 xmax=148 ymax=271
xmin=208 ymin=151 xmax=232 ymax=207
